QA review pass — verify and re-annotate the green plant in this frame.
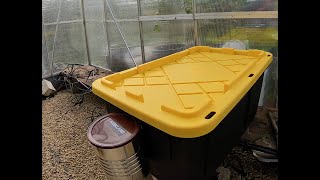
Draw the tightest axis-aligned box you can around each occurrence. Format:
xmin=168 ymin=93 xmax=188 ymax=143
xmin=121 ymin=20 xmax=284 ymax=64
xmin=184 ymin=0 xmax=192 ymax=14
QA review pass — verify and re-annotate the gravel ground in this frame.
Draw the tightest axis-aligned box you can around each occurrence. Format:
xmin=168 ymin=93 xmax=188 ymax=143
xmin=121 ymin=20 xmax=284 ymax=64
xmin=42 ymin=90 xmax=278 ymax=180
xmin=42 ymin=90 xmax=108 ymax=180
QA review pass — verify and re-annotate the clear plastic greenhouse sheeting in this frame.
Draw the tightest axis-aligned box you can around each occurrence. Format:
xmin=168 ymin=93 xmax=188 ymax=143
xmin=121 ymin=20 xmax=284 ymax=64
xmin=43 ymin=22 xmax=88 ymax=76
xmin=85 ymin=22 xmax=109 ymax=68
xmin=198 ymin=19 xmax=278 ymax=48
xmin=259 ymin=48 xmax=278 ymax=108
xmin=60 ymin=0 xmax=83 ymax=21
xmin=105 ymin=0 xmax=139 ymax=20
xmin=84 ymin=0 xmax=105 ymax=21
xmin=197 ymin=18 xmax=278 ymax=108
xmin=106 ymin=22 xmax=142 ymax=72
xmin=42 ymin=23 xmax=50 ymax=77
xmin=42 ymin=0 xmax=60 ymax=24
xmin=142 ymin=20 xmax=194 ymax=62
xmin=83 ymin=0 xmax=109 ymax=69
xmin=53 ymin=23 xmax=88 ymax=65
xmin=141 ymin=0 xmax=193 ymax=15
xmin=42 ymin=0 xmax=89 ymax=76
xmin=43 ymin=24 xmax=57 ymax=75
xmin=196 ymin=0 xmax=278 ymax=13
xmin=42 ymin=0 xmax=83 ymax=23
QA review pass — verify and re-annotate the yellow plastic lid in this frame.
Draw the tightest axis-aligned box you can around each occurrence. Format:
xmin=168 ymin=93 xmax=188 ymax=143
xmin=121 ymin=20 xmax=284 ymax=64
xmin=92 ymin=46 xmax=272 ymax=138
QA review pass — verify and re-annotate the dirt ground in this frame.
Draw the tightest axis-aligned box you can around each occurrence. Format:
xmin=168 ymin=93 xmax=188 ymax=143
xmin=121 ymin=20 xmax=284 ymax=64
xmin=223 ymin=145 xmax=278 ymax=180
xmin=42 ymin=90 xmax=278 ymax=180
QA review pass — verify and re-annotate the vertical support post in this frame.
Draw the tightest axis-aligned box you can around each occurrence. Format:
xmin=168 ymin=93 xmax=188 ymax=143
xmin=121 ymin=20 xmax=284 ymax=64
xmin=50 ymin=0 xmax=62 ymax=76
xmin=102 ymin=0 xmax=112 ymax=70
xmin=80 ymin=0 xmax=92 ymax=65
xmin=42 ymin=18 xmax=50 ymax=76
xmin=192 ymin=0 xmax=199 ymax=45
xmin=137 ymin=0 xmax=146 ymax=63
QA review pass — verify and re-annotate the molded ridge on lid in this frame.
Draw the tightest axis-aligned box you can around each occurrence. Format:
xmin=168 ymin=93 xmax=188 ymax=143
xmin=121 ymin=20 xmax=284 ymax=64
xmin=224 ymin=60 xmax=257 ymax=91
xmin=125 ymin=90 xmax=144 ymax=103
xmin=161 ymin=99 xmax=212 ymax=117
